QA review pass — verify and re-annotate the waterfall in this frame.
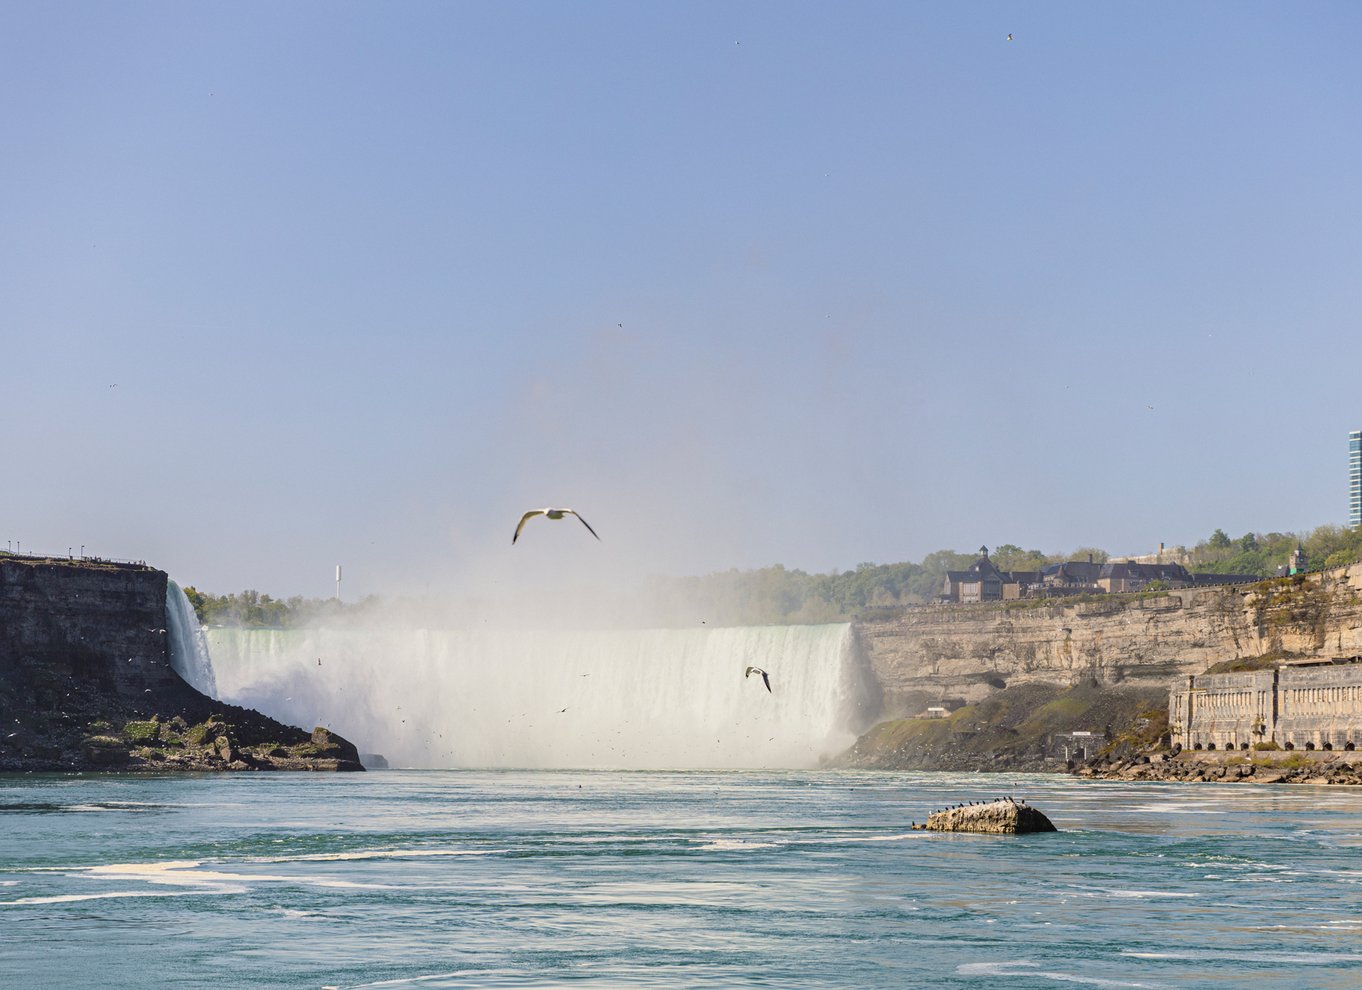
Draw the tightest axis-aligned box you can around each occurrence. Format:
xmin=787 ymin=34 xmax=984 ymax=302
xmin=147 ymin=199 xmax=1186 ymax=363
xmin=165 ymin=580 xmax=218 ymax=697
xmin=205 ymin=624 xmax=868 ymax=770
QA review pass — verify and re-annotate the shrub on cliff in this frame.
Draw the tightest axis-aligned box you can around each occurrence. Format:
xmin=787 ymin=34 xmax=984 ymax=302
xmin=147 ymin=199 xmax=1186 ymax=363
xmin=123 ymin=720 xmax=160 ymax=743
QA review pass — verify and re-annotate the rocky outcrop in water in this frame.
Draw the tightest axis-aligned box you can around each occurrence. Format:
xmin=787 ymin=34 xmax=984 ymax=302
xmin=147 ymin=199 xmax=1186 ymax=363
xmin=0 ymin=555 xmax=362 ymax=773
xmin=914 ymin=798 xmax=1057 ymax=834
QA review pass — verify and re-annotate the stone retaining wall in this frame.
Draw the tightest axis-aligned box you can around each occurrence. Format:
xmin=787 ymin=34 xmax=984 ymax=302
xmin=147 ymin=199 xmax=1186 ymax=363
xmin=1170 ymin=663 xmax=1362 ymax=752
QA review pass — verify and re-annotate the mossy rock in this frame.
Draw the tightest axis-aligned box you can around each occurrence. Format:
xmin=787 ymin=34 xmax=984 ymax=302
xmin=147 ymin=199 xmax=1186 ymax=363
xmin=82 ymin=735 xmax=129 ymax=765
xmin=184 ymin=720 xmax=228 ymax=747
xmin=123 ymin=720 xmax=161 ymax=743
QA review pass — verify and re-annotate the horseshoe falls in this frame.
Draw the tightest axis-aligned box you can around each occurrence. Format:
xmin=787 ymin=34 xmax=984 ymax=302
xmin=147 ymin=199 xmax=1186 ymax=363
xmin=205 ymin=624 xmax=868 ymax=769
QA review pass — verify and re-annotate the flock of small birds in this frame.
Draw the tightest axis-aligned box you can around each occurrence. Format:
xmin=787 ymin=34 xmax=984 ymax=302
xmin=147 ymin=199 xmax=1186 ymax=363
xmin=909 ymin=796 xmax=1027 ymax=829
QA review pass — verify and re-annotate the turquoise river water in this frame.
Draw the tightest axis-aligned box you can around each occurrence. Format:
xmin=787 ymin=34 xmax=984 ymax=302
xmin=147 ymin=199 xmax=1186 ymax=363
xmin=2 ymin=770 xmax=1361 ymax=989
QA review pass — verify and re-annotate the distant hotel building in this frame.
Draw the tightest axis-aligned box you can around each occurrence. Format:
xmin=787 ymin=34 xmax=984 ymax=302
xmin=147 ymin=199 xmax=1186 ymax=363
xmin=1351 ymin=429 xmax=1361 ymax=529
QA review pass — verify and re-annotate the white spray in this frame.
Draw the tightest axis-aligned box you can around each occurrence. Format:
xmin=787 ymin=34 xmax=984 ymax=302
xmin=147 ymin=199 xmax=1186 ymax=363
xmin=206 ymin=623 xmax=867 ymax=769
xmin=165 ymin=580 xmax=218 ymax=697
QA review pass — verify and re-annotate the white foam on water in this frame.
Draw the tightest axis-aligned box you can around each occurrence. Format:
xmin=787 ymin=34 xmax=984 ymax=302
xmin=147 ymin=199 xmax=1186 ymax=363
xmin=1070 ymin=886 xmax=1198 ymax=900
xmin=957 ymin=960 xmax=1163 ymax=987
xmin=346 ymin=971 xmax=520 ymax=989
xmin=7 ymin=857 xmax=432 ymax=905
xmin=0 ymin=890 xmax=204 ymax=906
xmin=691 ymin=838 xmax=780 ymax=852
xmin=1127 ymin=804 xmax=1225 ymax=815
xmin=206 ymin=623 xmax=868 ymax=769
xmin=1122 ymin=948 xmax=1362 ymax=964
xmin=88 ymin=860 xmax=291 ymax=888
xmin=271 ymin=907 xmax=326 ymax=919
xmin=247 ymin=847 xmax=508 ymax=864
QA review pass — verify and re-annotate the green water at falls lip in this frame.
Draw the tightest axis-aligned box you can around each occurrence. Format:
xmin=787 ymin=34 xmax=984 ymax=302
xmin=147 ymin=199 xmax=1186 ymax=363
xmin=3 ymin=770 xmax=1362 ymax=990
xmin=203 ymin=624 xmax=867 ymax=770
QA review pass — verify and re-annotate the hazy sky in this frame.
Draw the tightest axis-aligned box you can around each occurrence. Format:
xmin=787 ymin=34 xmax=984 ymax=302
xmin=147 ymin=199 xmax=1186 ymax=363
xmin=3 ymin=2 xmax=1360 ymax=600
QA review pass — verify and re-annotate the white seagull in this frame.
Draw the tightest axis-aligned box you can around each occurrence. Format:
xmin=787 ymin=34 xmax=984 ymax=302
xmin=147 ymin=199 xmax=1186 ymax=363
xmin=745 ymin=666 xmax=772 ymax=693
xmin=512 ymin=507 xmax=600 ymax=544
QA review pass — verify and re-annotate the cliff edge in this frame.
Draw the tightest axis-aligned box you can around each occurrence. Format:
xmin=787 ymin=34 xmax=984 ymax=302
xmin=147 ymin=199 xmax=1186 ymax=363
xmin=0 ymin=555 xmax=362 ymax=772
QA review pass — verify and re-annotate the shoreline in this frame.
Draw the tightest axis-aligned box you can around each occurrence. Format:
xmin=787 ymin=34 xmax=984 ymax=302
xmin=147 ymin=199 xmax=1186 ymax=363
xmin=1071 ymin=749 xmax=1362 ymax=786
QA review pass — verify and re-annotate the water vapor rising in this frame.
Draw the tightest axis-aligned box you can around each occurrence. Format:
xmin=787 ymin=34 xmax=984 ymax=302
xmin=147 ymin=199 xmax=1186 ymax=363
xmin=206 ymin=624 xmax=867 ymax=770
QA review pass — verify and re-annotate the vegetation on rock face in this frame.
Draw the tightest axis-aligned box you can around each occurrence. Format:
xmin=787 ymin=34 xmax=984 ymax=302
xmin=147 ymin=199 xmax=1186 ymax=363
xmin=183 ymin=587 xmax=379 ymax=629
xmin=837 ymin=681 xmax=1168 ymax=771
xmin=122 ymin=719 xmax=160 ymax=743
xmin=1189 ymin=525 xmax=1362 ymax=576
xmin=1204 ymin=652 xmax=1290 ymax=674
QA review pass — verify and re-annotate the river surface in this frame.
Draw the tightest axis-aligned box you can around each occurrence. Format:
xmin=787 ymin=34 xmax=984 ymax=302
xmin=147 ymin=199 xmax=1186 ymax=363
xmin=3 ymin=770 xmax=1360 ymax=989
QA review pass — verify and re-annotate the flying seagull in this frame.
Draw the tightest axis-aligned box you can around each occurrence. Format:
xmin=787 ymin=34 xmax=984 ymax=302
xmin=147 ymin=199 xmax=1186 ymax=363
xmin=745 ymin=666 xmax=772 ymax=693
xmin=512 ymin=508 xmax=600 ymax=544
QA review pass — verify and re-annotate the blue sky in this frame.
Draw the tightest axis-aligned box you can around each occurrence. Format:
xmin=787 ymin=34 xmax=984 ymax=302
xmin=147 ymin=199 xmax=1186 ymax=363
xmin=3 ymin=2 xmax=1360 ymax=600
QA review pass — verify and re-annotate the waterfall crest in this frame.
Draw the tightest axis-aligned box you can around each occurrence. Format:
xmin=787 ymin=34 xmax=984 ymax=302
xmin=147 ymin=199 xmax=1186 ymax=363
xmin=206 ymin=624 xmax=866 ymax=770
xmin=166 ymin=580 xmax=218 ymax=697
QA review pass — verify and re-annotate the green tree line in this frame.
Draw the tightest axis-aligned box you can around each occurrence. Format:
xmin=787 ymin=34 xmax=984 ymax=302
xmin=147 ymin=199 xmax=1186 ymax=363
xmin=184 ymin=524 xmax=1362 ymax=629
xmin=1183 ymin=524 xmax=1362 ymax=576
xmin=182 ymin=587 xmax=377 ymax=628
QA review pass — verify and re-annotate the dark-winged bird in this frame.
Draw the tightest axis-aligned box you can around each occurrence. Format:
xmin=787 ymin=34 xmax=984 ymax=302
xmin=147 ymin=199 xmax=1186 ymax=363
xmin=745 ymin=666 xmax=771 ymax=693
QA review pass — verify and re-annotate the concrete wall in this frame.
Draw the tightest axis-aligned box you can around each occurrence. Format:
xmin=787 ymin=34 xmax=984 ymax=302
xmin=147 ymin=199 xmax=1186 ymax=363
xmin=1278 ymin=665 xmax=1362 ymax=751
xmin=1170 ymin=670 xmax=1275 ymax=751
xmin=1171 ymin=664 xmax=1362 ymax=752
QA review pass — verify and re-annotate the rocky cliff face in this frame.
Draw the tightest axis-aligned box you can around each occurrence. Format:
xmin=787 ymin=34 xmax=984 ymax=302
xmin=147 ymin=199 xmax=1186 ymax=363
xmin=853 ymin=564 xmax=1362 ymax=721
xmin=0 ymin=556 xmax=362 ymax=772
xmin=1 ymin=557 xmax=183 ymax=708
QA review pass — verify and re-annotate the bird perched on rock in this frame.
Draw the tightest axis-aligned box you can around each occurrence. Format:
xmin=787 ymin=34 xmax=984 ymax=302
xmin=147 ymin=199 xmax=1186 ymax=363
xmin=513 ymin=508 xmax=600 ymax=544
xmin=745 ymin=666 xmax=772 ymax=693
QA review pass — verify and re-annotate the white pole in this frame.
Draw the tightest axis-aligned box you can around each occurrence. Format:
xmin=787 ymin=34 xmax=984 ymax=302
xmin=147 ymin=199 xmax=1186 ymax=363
xmin=336 ymin=564 xmax=342 ymax=602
